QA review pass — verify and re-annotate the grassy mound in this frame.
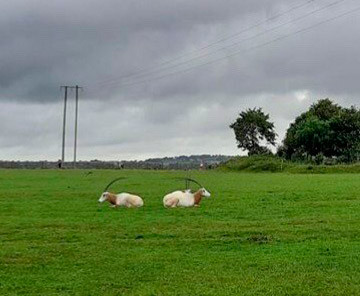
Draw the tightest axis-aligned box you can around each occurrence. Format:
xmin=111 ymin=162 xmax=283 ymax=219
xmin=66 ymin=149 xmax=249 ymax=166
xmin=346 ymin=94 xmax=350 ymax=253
xmin=220 ymin=155 xmax=360 ymax=173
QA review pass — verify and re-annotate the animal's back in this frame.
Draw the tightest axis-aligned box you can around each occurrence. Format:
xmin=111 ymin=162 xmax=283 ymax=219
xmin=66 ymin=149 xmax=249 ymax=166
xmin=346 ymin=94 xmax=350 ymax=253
xmin=163 ymin=191 xmax=182 ymax=207
xmin=117 ymin=193 xmax=144 ymax=207
xmin=177 ymin=191 xmax=194 ymax=207
xmin=163 ymin=190 xmax=194 ymax=207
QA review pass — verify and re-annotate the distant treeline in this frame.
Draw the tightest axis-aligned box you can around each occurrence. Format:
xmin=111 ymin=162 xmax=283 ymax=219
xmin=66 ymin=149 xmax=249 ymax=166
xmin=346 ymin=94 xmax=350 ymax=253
xmin=0 ymin=155 xmax=232 ymax=170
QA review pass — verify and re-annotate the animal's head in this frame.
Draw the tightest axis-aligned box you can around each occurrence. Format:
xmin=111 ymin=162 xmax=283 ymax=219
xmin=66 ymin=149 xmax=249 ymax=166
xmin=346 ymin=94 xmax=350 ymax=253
xmin=99 ymin=177 xmax=126 ymax=203
xmin=199 ymin=188 xmax=211 ymax=198
xmin=98 ymin=192 xmax=110 ymax=203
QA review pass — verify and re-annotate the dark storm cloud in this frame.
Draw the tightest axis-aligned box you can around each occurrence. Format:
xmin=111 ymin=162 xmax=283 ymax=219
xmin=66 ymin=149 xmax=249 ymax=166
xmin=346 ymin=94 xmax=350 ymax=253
xmin=0 ymin=0 xmax=287 ymax=102
xmin=1 ymin=0 xmax=359 ymax=160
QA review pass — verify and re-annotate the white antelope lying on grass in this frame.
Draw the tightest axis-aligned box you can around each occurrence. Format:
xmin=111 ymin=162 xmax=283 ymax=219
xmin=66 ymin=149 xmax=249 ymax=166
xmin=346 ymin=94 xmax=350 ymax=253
xmin=98 ymin=177 xmax=144 ymax=208
xmin=163 ymin=178 xmax=211 ymax=208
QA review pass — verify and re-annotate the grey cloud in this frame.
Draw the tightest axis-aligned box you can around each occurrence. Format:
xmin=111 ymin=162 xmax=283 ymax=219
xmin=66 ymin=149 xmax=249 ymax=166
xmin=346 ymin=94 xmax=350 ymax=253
xmin=0 ymin=0 xmax=289 ymax=102
xmin=0 ymin=0 xmax=359 ymax=160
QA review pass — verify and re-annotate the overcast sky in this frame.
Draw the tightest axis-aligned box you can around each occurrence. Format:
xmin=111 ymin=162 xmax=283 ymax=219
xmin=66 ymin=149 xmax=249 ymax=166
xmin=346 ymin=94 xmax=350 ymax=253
xmin=1 ymin=0 xmax=360 ymax=161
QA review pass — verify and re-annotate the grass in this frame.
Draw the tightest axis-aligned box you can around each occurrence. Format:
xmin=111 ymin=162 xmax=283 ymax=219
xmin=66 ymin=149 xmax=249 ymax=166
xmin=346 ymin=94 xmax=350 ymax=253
xmin=1 ymin=169 xmax=360 ymax=295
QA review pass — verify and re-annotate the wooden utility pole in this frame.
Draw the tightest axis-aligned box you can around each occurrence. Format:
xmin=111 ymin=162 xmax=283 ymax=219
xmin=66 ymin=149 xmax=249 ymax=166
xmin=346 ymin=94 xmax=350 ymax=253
xmin=61 ymin=86 xmax=69 ymax=164
xmin=73 ymin=85 xmax=83 ymax=168
xmin=60 ymin=85 xmax=82 ymax=168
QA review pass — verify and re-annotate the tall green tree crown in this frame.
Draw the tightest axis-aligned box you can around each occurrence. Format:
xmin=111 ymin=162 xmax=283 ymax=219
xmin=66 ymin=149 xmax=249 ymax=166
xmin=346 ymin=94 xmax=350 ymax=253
xmin=230 ymin=108 xmax=276 ymax=155
xmin=280 ymin=99 xmax=360 ymax=162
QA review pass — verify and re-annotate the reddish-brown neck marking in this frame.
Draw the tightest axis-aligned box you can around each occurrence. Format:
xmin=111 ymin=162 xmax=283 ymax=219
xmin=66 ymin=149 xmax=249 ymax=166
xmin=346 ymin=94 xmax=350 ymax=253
xmin=194 ymin=190 xmax=203 ymax=205
xmin=107 ymin=193 xmax=117 ymax=205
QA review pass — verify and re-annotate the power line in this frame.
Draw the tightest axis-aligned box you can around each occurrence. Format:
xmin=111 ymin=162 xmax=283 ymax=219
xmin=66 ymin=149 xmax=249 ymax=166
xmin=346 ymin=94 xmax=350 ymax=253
xmin=98 ymin=3 xmax=360 ymax=90
xmin=93 ymin=0 xmax=318 ymax=87
xmin=93 ymin=0 xmax=347 ymax=90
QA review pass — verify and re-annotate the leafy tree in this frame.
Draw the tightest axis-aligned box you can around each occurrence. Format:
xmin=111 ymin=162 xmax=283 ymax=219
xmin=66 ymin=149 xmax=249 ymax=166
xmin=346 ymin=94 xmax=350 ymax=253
xmin=294 ymin=117 xmax=332 ymax=157
xmin=330 ymin=106 xmax=360 ymax=161
xmin=281 ymin=99 xmax=360 ymax=162
xmin=230 ymin=108 xmax=276 ymax=155
xmin=308 ymin=98 xmax=341 ymax=120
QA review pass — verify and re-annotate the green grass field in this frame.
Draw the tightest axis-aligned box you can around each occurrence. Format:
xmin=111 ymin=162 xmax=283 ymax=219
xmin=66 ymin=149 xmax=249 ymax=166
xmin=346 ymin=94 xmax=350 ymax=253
xmin=1 ymin=170 xmax=360 ymax=295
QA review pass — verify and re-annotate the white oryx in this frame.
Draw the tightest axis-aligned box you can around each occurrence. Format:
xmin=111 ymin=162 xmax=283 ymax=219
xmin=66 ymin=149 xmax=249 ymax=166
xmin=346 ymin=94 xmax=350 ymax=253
xmin=163 ymin=178 xmax=211 ymax=208
xmin=98 ymin=177 xmax=144 ymax=208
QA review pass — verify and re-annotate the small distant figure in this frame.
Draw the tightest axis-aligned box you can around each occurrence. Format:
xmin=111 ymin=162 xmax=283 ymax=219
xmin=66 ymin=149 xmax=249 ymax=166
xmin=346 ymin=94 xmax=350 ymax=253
xmin=57 ymin=159 xmax=62 ymax=169
xmin=199 ymin=162 xmax=205 ymax=170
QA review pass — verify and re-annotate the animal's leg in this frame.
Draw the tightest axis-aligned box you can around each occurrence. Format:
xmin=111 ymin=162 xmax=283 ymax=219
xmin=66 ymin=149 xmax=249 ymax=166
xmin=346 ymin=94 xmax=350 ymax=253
xmin=164 ymin=197 xmax=177 ymax=208
xmin=170 ymin=198 xmax=179 ymax=208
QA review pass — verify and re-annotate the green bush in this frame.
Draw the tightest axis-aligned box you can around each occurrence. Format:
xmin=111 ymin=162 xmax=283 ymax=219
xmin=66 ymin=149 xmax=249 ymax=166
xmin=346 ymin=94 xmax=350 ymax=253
xmin=220 ymin=155 xmax=289 ymax=173
xmin=220 ymin=155 xmax=360 ymax=173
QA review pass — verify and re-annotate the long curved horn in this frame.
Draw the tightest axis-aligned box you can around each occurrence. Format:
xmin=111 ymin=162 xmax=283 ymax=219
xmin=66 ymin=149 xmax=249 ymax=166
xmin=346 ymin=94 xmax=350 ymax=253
xmin=183 ymin=178 xmax=203 ymax=188
xmin=172 ymin=177 xmax=204 ymax=188
xmin=103 ymin=177 xmax=126 ymax=192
